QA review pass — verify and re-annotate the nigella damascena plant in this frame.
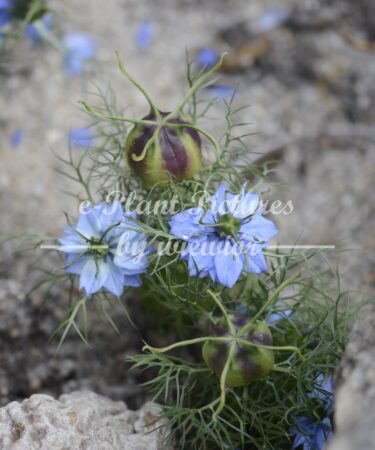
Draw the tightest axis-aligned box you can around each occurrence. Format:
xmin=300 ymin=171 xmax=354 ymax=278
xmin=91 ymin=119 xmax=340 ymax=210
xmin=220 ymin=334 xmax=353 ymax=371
xmin=58 ymin=201 xmax=149 ymax=297
xmin=125 ymin=110 xmax=202 ymax=185
xmin=169 ymin=183 xmax=277 ymax=288
xmin=28 ymin=53 xmax=351 ymax=448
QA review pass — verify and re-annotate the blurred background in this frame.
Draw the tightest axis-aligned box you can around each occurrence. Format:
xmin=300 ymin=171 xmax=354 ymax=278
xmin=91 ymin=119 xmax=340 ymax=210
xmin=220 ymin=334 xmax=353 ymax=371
xmin=0 ymin=0 xmax=374 ymax=409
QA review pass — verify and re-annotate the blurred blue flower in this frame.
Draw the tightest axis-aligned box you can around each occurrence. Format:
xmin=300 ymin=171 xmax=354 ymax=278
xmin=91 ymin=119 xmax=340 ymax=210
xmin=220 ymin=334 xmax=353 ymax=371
xmin=236 ymin=303 xmax=293 ymax=324
xmin=0 ymin=0 xmax=12 ymax=24
xmin=58 ymin=202 xmax=149 ymax=297
xmin=10 ymin=129 xmax=23 ymax=148
xmin=62 ymin=32 xmax=96 ymax=75
xmin=235 ymin=304 xmax=248 ymax=315
xmin=0 ymin=0 xmax=12 ymax=37
xmin=308 ymin=374 xmax=334 ymax=411
xmin=267 ymin=308 xmax=292 ymax=324
xmin=292 ymin=416 xmax=332 ymax=450
xmin=169 ymin=183 xmax=277 ymax=288
xmin=196 ymin=47 xmax=220 ymax=69
xmin=254 ymin=9 xmax=290 ymax=33
xmin=291 ymin=375 xmax=334 ymax=450
xmin=69 ymin=127 xmax=93 ymax=148
xmin=25 ymin=13 xmax=53 ymax=43
xmin=136 ymin=21 xmax=153 ymax=51
xmin=207 ymin=84 xmax=235 ymax=100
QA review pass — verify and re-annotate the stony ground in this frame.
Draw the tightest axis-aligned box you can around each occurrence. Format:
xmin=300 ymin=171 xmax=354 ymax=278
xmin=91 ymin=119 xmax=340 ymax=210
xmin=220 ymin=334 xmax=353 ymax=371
xmin=0 ymin=0 xmax=374 ymax=409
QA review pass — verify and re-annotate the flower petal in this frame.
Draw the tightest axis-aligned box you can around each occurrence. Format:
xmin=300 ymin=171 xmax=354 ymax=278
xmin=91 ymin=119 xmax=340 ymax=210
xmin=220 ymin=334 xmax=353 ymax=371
xmin=65 ymin=254 xmax=90 ymax=275
xmin=58 ymin=228 xmax=87 ymax=253
xmin=75 ymin=208 xmax=101 ymax=238
xmin=103 ymin=260 xmax=125 ymax=297
xmin=214 ymin=242 xmax=244 ymax=288
xmin=123 ymin=274 xmax=142 ymax=287
xmin=113 ymin=235 xmax=149 ymax=275
xmin=79 ymin=259 xmax=109 ymax=296
xmin=169 ymin=207 xmax=207 ymax=240
xmin=245 ymin=248 xmax=267 ymax=273
xmin=240 ymin=212 xmax=278 ymax=242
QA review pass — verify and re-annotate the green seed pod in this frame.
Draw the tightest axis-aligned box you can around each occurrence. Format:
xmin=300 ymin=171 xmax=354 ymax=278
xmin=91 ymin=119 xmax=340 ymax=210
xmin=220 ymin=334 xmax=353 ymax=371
xmin=202 ymin=317 xmax=274 ymax=387
xmin=125 ymin=111 xmax=202 ymax=185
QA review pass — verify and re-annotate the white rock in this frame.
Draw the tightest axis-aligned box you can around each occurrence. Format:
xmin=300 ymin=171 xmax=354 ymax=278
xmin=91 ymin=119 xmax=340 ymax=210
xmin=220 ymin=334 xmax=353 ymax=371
xmin=0 ymin=391 xmax=168 ymax=450
xmin=328 ymin=306 xmax=375 ymax=450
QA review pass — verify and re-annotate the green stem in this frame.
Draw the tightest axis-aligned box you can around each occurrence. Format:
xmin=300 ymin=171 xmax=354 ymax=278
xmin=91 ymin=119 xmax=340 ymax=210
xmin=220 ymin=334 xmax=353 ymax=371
xmin=272 ymin=366 xmax=292 ymax=374
xmin=115 ymin=51 xmax=161 ymax=119
xmin=166 ymin=53 xmax=227 ymax=120
xmin=165 ymin=122 xmax=222 ymax=162
xmin=214 ymin=340 xmax=236 ymax=417
xmin=236 ymin=273 xmax=301 ymax=337
xmin=236 ymin=338 xmax=304 ymax=360
xmin=142 ymin=336 xmax=228 ymax=354
xmin=79 ymin=101 xmax=155 ymax=127
xmin=131 ymin=127 xmax=160 ymax=162
xmin=207 ymin=289 xmax=235 ymax=334
xmin=33 ymin=20 xmax=66 ymax=53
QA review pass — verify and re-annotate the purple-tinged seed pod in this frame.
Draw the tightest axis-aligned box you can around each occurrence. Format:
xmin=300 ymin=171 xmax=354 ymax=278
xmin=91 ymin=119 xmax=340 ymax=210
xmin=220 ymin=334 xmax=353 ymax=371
xmin=124 ymin=111 xmax=202 ymax=185
xmin=202 ymin=317 xmax=274 ymax=387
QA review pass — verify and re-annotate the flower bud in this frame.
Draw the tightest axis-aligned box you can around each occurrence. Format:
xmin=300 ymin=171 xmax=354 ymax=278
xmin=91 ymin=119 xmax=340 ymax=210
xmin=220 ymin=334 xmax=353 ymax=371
xmin=202 ymin=317 xmax=274 ymax=387
xmin=125 ymin=111 xmax=202 ymax=185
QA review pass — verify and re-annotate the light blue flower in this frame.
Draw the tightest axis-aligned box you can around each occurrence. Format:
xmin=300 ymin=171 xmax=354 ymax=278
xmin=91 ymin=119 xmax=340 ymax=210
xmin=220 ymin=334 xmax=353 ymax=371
xmin=267 ymin=308 xmax=292 ymax=324
xmin=58 ymin=202 xmax=149 ymax=297
xmin=291 ymin=375 xmax=334 ymax=450
xmin=25 ymin=13 xmax=53 ymax=43
xmin=0 ymin=0 xmax=12 ymax=23
xmin=236 ymin=303 xmax=292 ymax=324
xmin=292 ymin=416 xmax=332 ymax=450
xmin=169 ymin=183 xmax=277 ymax=288
xmin=10 ymin=129 xmax=23 ymax=148
xmin=254 ymin=9 xmax=290 ymax=33
xmin=196 ymin=47 xmax=220 ymax=69
xmin=136 ymin=21 xmax=153 ymax=51
xmin=207 ymin=84 xmax=235 ymax=100
xmin=69 ymin=127 xmax=93 ymax=148
xmin=0 ymin=0 xmax=12 ymax=37
xmin=62 ymin=32 xmax=96 ymax=75
xmin=308 ymin=374 xmax=333 ymax=411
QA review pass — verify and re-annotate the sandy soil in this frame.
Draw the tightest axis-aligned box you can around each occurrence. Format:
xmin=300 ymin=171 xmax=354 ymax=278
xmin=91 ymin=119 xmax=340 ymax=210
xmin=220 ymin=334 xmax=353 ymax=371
xmin=0 ymin=0 xmax=374 ymax=406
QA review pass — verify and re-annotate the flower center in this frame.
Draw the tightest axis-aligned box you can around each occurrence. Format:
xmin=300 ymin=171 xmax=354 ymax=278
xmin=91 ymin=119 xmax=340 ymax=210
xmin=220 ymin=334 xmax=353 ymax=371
xmin=217 ymin=214 xmax=241 ymax=238
xmin=88 ymin=236 xmax=109 ymax=258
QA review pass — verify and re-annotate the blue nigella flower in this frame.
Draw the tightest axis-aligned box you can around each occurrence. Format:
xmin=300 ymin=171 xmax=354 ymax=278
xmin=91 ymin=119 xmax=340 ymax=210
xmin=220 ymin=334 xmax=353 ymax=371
xmin=62 ymin=32 xmax=96 ymax=75
xmin=69 ymin=127 xmax=93 ymax=148
xmin=308 ymin=374 xmax=333 ymax=410
xmin=25 ymin=13 xmax=53 ymax=44
xmin=196 ymin=47 xmax=220 ymax=70
xmin=0 ymin=0 xmax=12 ymax=37
xmin=267 ymin=308 xmax=293 ymax=324
xmin=169 ymin=183 xmax=278 ymax=288
xmin=136 ymin=21 xmax=153 ymax=51
xmin=58 ymin=201 xmax=149 ymax=297
xmin=254 ymin=9 xmax=290 ymax=33
xmin=236 ymin=303 xmax=292 ymax=324
xmin=292 ymin=416 xmax=333 ymax=450
xmin=10 ymin=129 xmax=23 ymax=148
xmin=207 ymin=84 xmax=235 ymax=100
xmin=291 ymin=375 xmax=334 ymax=450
